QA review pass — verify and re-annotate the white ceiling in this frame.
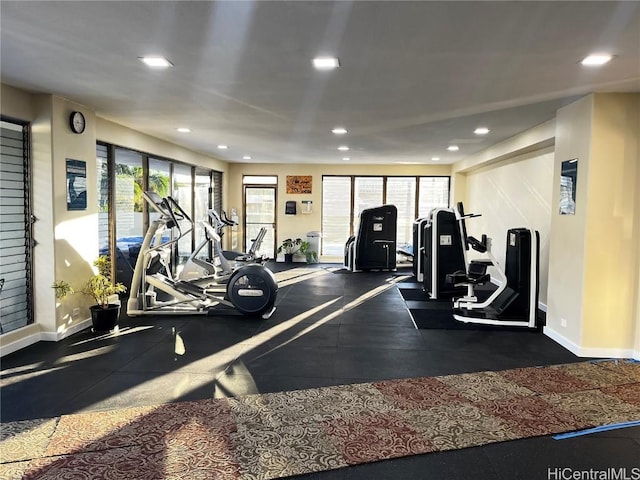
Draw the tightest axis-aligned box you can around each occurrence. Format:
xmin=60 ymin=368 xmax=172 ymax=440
xmin=1 ymin=1 xmax=639 ymax=165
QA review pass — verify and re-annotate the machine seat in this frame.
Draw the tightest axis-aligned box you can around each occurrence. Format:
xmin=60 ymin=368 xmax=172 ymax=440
xmin=446 ymin=259 xmax=492 ymax=286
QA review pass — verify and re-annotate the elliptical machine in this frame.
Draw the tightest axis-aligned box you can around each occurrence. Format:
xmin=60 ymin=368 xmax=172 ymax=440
xmin=127 ymin=191 xmax=277 ymax=319
xmin=210 ymin=210 xmax=268 ymax=266
xmin=178 ymin=209 xmax=266 ymax=283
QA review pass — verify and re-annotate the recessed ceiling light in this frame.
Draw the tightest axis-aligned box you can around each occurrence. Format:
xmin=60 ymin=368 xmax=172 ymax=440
xmin=139 ymin=56 xmax=173 ymax=68
xmin=474 ymin=127 xmax=490 ymax=135
xmin=332 ymin=127 xmax=348 ymax=135
xmin=342 ymin=157 xmax=350 ymax=161
xmin=338 ymin=145 xmax=349 ymax=151
xmin=243 ymin=155 xmax=252 ymax=160
xmin=217 ymin=145 xmax=228 ymax=150
xmin=313 ymin=57 xmax=340 ymax=70
xmin=431 ymin=157 xmax=440 ymax=161
xmin=581 ymin=54 xmax=613 ymax=66
xmin=176 ymin=127 xmax=191 ymax=133
xmin=447 ymin=145 xmax=459 ymax=151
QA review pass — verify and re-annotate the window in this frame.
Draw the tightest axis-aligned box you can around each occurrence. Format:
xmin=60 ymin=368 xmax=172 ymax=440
xmin=354 ymin=177 xmax=383 ymax=217
xmin=243 ymin=175 xmax=277 ymax=185
xmin=148 ymin=158 xmax=171 ymax=228
xmin=0 ymin=119 xmax=33 ymax=334
xmin=321 ymin=177 xmax=352 ymax=256
xmin=99 ymin=143 xmax=219 ymax=285
xmin=96 ymin=144 xmax=110 ymax=257
xmin=418 ymin=177 xmax=450 ymax=217
xmin=386 ymin=177 xmax=416 ymax=249
xmin=321 ymin=175 xmax=449 ymax=255
xmin=172 ymin=164 xmax=193 ymax=267
xmin=194 ymin=170 xmax=212 ymax=260
xmin=243 ymin=176 xmax=277 ymax=258
xmin=114 ymin=148 xmax=144 ymax=290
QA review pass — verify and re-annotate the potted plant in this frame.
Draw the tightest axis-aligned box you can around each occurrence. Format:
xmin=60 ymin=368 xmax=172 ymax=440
xmin=83 ymin=255 xmax=126 ymax=331
xmin=52 ymin=280 xmax=74 ymax=301
xmin=300 ymin=241 xmax=318 ymax=264
xmin=277 ymin=238 xmax=303 ymax=263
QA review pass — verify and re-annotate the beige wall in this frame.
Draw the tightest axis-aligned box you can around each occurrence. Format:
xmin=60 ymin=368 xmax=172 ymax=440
xmin=546 ymin=96 xmax=592 ymax=345
xmin=451 ymin=121 xmax=556 ymax=308
xmin=1 ymin=84 xmax=34 ymax=120
xmin=582 ymin=94 xmax=639 ymax=353
xmin=461 ymin=148 xmax=555 ymax=306
xmin=97 ymin=118 xmax=228 ymax=174
xmin=547 ymin=93 xmax=640 ymax=358
xmin=227 ymin=163 xmax=451 ymax=260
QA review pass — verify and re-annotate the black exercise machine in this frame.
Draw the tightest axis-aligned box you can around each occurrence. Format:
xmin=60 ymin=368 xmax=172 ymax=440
xmin=344 ymin=205 xmax=397 ymax=272
xmin=417 ymin=208 xmax=467 ymax=299
xmin=447 ymin=206 xmax=540 ymax=328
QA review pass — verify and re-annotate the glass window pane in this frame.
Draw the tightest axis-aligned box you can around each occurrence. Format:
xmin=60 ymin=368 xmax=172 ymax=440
xmin=418 ymin=177 xmax=450 ymax=217
xmin=245 ymin=187 xmax=276 ymax=258
xmin=172 ymin=164 xmax=193 ymax=267
xmin=322 ymin=177 xmax=351 ymax=256
xmin=148 ymin=158 xmax=171 ymax=226
xmin=194 ymin=170 xmax=212 ymax=260
xmin=243 ymin=175 xmax=277 ymax=184
xmin=354 ymin=177 xmax=383 ymax=215
xmin=114 ymin=148 xmax=144 ymax=290
xmin=386 ymin=177 xmax=416 ymax=249
xmin=354 ymin=177 xmax=383 ymax=233
xmin=96 ymin=144 xmax=110 ymax=256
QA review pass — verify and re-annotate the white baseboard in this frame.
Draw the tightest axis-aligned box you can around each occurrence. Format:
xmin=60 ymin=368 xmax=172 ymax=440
xmin=544 ymin=326 xmax=636 ymax=359
xmin=40 ymin=317 xmax=93 ymax=342
xmin=1 ymin=317 xmax=92 ymax=357
xmin=0 ymin=329 xmax=42 ymax=356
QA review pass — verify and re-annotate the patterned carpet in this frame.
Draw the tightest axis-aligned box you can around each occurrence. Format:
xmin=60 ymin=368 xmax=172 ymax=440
xmin=1 ymin=360 xmax=639 ymax=479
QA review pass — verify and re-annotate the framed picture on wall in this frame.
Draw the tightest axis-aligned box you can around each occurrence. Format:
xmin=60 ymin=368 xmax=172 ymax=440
xmin=286 ymin=175 xmax=312 ymax=194
xmin=66 ymin=158 xmax=87 ymax=210
xmin=559 ymin=158 xmax=578 ymax=215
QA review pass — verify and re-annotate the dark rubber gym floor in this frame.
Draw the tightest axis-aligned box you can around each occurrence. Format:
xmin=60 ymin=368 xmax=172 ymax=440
xmin=2 ymin=263 xmax=638 ymax=479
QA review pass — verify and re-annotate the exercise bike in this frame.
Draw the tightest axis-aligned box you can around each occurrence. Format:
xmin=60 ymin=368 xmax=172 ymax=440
xmin=126 ymin=191 xmax=277 ymax=319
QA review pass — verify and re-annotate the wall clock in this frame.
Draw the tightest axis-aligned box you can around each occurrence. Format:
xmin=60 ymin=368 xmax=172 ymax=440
xmin=69 ymin=111 xmax=86 ymax=134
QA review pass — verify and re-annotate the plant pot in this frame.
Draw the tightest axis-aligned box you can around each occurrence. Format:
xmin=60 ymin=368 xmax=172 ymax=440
xmin=90 ymin=304 xmax=120 ymax=332
xmin=284 ymin=253 xmax=294 ymax=264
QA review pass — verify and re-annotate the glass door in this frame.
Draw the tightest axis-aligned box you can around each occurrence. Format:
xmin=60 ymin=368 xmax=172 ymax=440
xmin=244 ymin=186 xmax=276 ymax=259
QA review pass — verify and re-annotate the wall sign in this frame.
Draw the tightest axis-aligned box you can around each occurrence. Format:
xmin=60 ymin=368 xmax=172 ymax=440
xmin=559 ymin=158 xmax=578 ymax=215
xmin=66 ymin=159 xmax=87 ymax=210
xmin=286 ymin=175 xmax=312 ymax=194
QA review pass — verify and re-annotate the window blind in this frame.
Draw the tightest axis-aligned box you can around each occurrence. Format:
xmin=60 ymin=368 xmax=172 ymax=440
xmin=0 ymin=121 xmax=32 ymax=334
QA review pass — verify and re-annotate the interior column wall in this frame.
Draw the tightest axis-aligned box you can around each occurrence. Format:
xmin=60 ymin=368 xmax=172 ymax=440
xmin=547 ymin=93 xmax=640 ymax=358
